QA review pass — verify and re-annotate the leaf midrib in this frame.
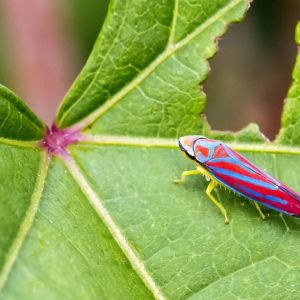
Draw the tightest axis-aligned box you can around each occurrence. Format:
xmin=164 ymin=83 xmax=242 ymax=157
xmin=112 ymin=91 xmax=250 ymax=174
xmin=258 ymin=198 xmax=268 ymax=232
xmin=64 ymin=157 xmax=166 ymax=300
xmin=78 ymin=134 xmax=300 ymax=155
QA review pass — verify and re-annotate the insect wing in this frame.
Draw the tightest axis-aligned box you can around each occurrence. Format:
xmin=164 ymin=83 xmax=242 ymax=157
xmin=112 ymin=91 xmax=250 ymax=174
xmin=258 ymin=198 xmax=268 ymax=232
xmin=200 ymin=142 xmax=300 ymax=216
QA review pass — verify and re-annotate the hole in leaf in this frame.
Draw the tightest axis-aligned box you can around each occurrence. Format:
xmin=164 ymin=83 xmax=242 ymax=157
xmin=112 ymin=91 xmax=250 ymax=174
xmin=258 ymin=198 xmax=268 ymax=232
xmin=204 ymin=0 xmax=299 ymax=140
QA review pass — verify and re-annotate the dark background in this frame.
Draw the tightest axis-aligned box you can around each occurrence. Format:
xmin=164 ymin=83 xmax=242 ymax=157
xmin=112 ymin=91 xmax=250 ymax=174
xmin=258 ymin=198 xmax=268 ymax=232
xmin=0 ymin=0 xmax=299 ymax=140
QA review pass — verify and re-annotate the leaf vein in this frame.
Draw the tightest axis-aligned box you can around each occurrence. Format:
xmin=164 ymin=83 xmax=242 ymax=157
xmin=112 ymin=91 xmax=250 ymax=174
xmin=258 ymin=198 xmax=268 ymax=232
xmin=168 ymin=0 xmax=179 ymax=46
xmin=0 ymin=137 xmax=39 ymax=148
xmin=64 ymin=157 xmax=166 ymax=300
xmin=0 ymin=151 xmax=50 ymax=291
xmin=188 ymin=256 xmax=288 ymax=298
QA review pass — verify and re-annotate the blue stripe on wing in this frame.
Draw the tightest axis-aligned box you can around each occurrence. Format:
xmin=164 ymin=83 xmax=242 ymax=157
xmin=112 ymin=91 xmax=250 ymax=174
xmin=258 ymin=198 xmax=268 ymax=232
xmin=237 ymin=185 xmax=288 ymax=205
xmin=206 ymin=167 xmax=292 ymax=215
xmin=206 ymin=167 xmax=292 ymax=214
xmin=199 ymin=141 xmax=300 ymax=210
xmin=208 ymin=152 xmax=300 ymax=203
xmin=265 ymin=195 xmax=288 ymax=205
xmin=223 ymin=144 xmax=281 ymax=185
xmin=209 ymin=157 xmax=256 ymax=174
xmin=236 ymin=185 xmax=264 ymax=198
xmin=208 ymin=167 xmax=278 ymax=190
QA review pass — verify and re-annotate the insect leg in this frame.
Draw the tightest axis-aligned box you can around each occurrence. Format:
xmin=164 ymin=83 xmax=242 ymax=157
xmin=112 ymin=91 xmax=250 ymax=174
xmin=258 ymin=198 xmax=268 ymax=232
xmin=206 ymin=180 xmax=229 ymax=224
xmin=252 ymin=201 xmax=266 ymax=220
xmin=173 ymin=169 xmax=202 ymax=184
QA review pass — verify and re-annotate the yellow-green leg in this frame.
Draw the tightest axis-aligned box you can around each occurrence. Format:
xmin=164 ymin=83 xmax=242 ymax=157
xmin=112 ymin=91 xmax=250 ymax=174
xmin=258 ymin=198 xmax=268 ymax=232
xmin=174 ymin=166 xmax=229 ymax=224
xmin=252 ymin=201 xmax=266 ymax=220
xmin=173 ymin=169 xmax=202 ymax=183
xmin=206 ymin=180 xmax=229 ymax=224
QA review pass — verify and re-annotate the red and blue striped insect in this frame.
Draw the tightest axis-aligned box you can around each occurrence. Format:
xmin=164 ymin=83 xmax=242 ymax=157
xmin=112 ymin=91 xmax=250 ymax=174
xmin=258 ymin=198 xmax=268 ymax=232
xmin=176 ymin=135 xmax=300 ymax=224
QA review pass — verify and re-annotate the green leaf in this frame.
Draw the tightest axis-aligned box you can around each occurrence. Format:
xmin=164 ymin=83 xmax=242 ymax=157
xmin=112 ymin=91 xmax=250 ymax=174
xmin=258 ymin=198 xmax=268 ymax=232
xmin=1 ymin=1 xmax=300 ymax=300
xmin=211 ymin=123 xmax=267 ymax=143
xmin=1 ymin=156 xmax=153 ymax=299
xmin=276 ymin=22 xmax=300 ymax=145
xmin=56 ymin=0 xmax=249 ymax=138
xmin=70 ymin=144 xmax=300 ymax=299
xmin=0 ymin=85 xmax=45 ymax=141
